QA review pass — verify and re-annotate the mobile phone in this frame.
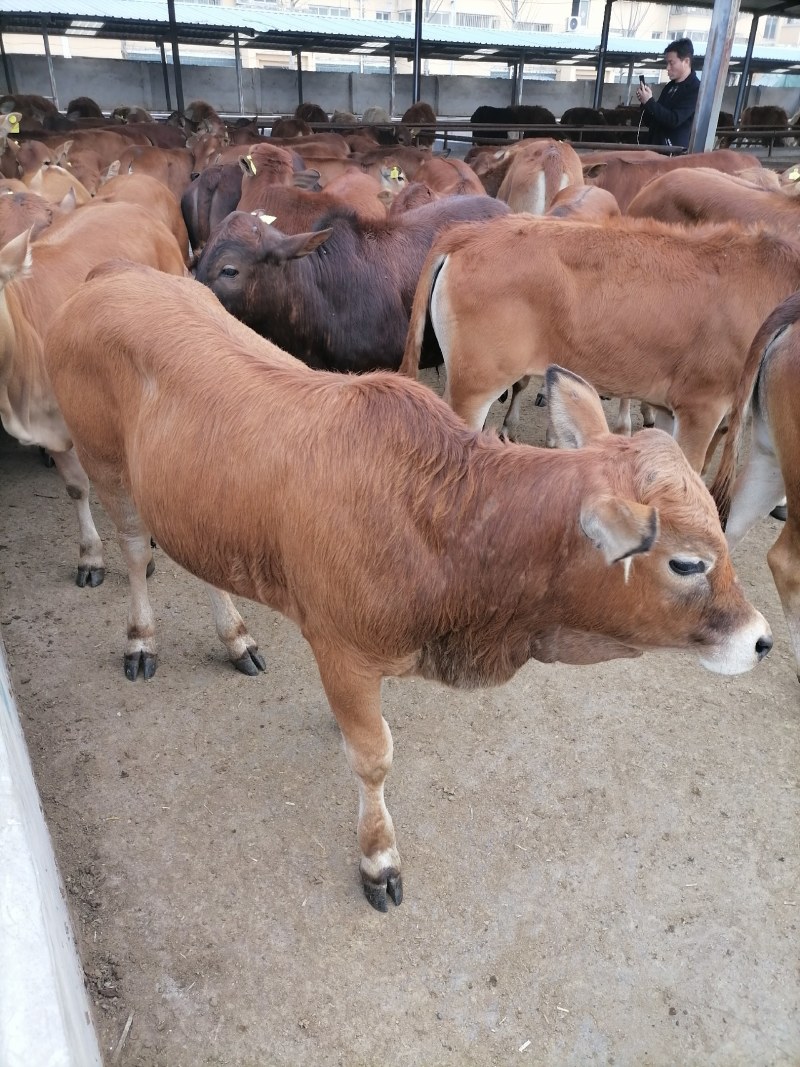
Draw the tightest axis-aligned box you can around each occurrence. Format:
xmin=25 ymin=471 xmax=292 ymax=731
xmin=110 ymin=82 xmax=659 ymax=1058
xmin=639 ymin=75 xmax=646 ymax=86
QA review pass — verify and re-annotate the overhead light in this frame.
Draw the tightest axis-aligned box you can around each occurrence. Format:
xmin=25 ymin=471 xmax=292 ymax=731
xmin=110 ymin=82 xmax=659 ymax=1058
xmin=475 ymin=48 xmax=498 ymax=54
xmin=350 ymin=46 xmax=376 ymax=53
xmin=572 ymin=52 xmax=595 ymax=59
xmin=458 ymin=53 xmax=482 ymax=59
xmin=557 ymin=59 xmax=580 ymax=64
xmin=68 ymin=19 xmax=98 ymax=35
xmin=362 ymin=40 xmax=388 ymax=47
xmin=772 ymin=67 xmax=789 ymax=73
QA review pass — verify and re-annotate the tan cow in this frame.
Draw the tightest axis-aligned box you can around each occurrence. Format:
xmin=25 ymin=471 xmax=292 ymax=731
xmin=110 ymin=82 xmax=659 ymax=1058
xmin=583 ymin=149 xmax=762 ymax=213
xmin=45 ymin=262 xmax=771 ymax=909
xmin=470 ymin=138 xmax=583 ymax=211
xmin=627 ymin=166 xmax=800 ymax=232
xmin=711 ymin=291 xmax=800 ymax=679
xmin=0 ymin=202 xmax=186 ymax=588
xmin=546 ymin=184 xmax=620 ymax=221
xmin=94 ymin=172 xmax=191 ymax=261
xmin=400 ymin=214 xmax=800 ymax=470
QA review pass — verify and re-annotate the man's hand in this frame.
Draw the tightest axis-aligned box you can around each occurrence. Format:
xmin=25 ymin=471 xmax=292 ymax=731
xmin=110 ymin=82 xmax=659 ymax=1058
xmin=636 ymin=85 xmax=653 ymax=104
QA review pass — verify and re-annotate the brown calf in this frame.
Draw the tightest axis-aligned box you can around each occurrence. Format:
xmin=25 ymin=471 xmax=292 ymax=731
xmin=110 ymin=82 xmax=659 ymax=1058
xmin=711 ymin=292 xmax=800 ymax=680
xmin=401 ymin=214 xmax=800 ymax=470
xmin=46 ymin=263 xmax=770 ymax=908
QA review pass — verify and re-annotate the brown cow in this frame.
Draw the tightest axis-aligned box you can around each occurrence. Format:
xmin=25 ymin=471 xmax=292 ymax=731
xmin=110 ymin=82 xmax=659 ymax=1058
xmin=0 ymin=188 xmax=54 ymax=244
xmin=400 ymin=214 xmax=800 ymax=470
xmin=546 ymin=184 xmax=620 ymax=221
xmin=627 ymin=166 xmax=800 ymax=232
xmin=236 ymin=143 xmax=308 ymax=210
xmin=0 ymin=202 xmax=186 ymax=587
xmin=235 ymin=170 xmax=389 ymax=233
xmin=710 ymin=291 xmax=800 ymax=680
xmin=583 ymin=149 xmax=762 ymax=213
xmin=397 ymin=102 xmax=437 ymax=148
xmin=495 ymin=139 xmax=583 ymax=214
xmin=45 ymin=263 xmax=771 ymax=909
xmin=94 ymin=173 xmax=191 ymax=260
xmin=410 ymin=156 xmax=484 ymax=197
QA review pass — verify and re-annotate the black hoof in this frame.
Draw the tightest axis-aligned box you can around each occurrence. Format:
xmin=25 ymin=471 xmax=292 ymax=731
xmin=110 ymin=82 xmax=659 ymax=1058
xmin=534 ymin=392 xmax=547 ymax=407
xmin=232 ymin=647 xmax=267 ymax=676
xmin=362 ymin=870 xmax=403 ymax=911
xmin=76 ymin=565 xmax=105 ymax=588
xmin=146 ymin=558 xmax=156 ymax=579
xmin=39 ymin=446 xmax=55 ymax=468
xmin=771 ymin=504 xmax=788 ymax=522
xmin=124 ymin=651 xmax=157 ymax=681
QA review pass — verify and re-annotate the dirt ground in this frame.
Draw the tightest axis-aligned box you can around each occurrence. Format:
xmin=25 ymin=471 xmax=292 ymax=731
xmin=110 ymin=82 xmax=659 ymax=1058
xmin=1 ymin=377 xmax=798 ymax=1067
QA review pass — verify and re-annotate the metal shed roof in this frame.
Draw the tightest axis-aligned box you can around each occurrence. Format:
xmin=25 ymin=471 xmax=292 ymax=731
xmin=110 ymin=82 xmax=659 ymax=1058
xmin=2 ymin=0 xmax=800 ymax=74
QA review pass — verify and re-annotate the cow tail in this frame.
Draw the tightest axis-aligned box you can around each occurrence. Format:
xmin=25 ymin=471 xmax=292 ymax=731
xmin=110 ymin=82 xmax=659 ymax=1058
xmin=710 ymin=299 xmax=798 ymax=526
xmin=399 ymin=247 xmax=447 ymax=378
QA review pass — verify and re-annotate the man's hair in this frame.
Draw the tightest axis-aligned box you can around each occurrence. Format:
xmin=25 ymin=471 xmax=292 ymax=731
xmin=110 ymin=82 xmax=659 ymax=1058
xmin=665 ymin=38 xmax=694 ymax=62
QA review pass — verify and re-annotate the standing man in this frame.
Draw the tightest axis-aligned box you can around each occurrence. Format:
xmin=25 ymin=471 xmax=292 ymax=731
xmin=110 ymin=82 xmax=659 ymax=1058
xmin=636 ymin=38 xmax=700 ymax=150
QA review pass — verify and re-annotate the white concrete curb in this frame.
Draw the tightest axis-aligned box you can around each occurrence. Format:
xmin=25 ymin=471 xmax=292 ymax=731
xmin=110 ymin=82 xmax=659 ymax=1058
xmin=0 ymin=639 xmax=102 ymax=1067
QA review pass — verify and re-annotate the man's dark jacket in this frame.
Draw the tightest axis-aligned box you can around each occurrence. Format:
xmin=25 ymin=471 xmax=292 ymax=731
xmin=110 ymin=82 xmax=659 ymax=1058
xmin=643 ymin=71 xmax=700 ymax=149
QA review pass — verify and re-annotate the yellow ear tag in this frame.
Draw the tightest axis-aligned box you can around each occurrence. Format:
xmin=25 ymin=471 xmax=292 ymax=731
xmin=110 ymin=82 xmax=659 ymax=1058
xmin=389 ymin=166 xmax=400 ymax=179
xmin=245 ymin=155 xmax=256 ymax=175
xmin=789 ymin=168 xmax=800 ymax=181
xmin=259 ymin=214 xmax=277 ymax=225
xmin=8 ymin=115 xmax=19 ymax=132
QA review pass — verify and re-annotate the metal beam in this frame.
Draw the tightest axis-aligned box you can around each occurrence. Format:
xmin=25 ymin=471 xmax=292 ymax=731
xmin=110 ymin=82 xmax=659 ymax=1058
xmin=389 ymin=41 xmax=396 ymax=116
xmin=412 ymin=0 xmax=423 ymax=103
xmin=733 ymin=13 xmax=759 ymax=124
xmin=166 ymin=0 xmax=184 ymax=114
xmin=689 ymin=0 xmax=740 ymax=152
xmin=296 ymin=51 xmax=303 ymax=106
xmin=515 ymin=56 xmax=526 ymax=106
xmin=592 ymin=0 xmax=614 ymax=110
xmin=234 ymin=30 xmax=244 ymax=115
xmin=157 ymin=38 xmax=172 ymax=111
xmin=41 ymin=22 xmax=59 ymax=110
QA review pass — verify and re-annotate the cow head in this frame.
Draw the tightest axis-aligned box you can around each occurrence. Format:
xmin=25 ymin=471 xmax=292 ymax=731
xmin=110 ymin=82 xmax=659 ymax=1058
xmin=544 ymin=366 xmax=772 ymax=675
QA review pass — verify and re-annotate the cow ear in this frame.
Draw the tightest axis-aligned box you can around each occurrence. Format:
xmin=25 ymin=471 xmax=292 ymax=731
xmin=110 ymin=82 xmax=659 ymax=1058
xmin=239 ymin=155 xmax=257 ymax=176
xmin=58 ymin=186 xmax=77 ymax=213
xmin=292 ymin=169 xmax=321 ymax=191
xmin=266 ymin=228 xmax=333 ymax=262
xmin=0 ymin=227 xmax=32 ymax=290
xmin=582 ymin=162 xmax=607 ymax=180
xmin=102 ymin=159 xmax=120 ymax=183
xmin=580 ymin=495 xmax=659 ymax=565
xmin=53 ymin=140 xmax=73 ymax=166
xmin=545 ymin=365 xmax=609 ymax=448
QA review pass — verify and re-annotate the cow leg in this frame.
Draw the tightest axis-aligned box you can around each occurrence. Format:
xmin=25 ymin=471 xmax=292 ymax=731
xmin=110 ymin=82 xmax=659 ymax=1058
xmin=767 ymin=512 xmax=800 ymax=681
xmin=500 ymin=376 xmax=532 ymax=441
xmin=651 ymin=406 xmax=674 ymax=434
xmin=205 ymin=584 xmax=266 ymax=676
xmin=726 ymin=423 xmax=785 ymax=550
xmin=442 ymin=377 xmax=496 ymax=435
xmin=673 ymin=405 xmax=726 ymax=472
xmin=313 ymin=648 xmax=401 ymax=911
xmin=49 ymin=447 xmax=105 ymax=588
xmin=614 ymin=399 xmax=632 ymax=435
xmin=640 ymin=401 xmax=655 ymax=428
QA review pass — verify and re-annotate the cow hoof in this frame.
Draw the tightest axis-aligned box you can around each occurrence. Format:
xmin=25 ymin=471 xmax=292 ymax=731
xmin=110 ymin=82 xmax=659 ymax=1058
xmin=76 ymin=565 xmax=105 ymax=588
xmin=39 ymin=446 xmax=55 ymax=468
xmin=534 ymin=392 xmax=547 ymax=407
xmin=232 ymin=647 xmax=267 ymax=676
xmin=124 ymin=651 xmax=157 ymax=681
xmin=770 ymin=504 xmax=788 ymax=522
xmin=146 ymin=558 xmax=156 ymax=579
xmin=362 ymin=869 xmax=403 ymax=911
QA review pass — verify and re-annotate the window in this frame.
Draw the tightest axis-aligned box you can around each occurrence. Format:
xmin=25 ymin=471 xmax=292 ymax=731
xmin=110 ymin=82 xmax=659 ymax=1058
xmin=670 ymin=4 xmax=705 ymax=13
xmin=651 ymin=30 xmax=663 ymax=38
xmin=516 ymin=21 xmax=552 ymax=31
xmin=306 ymin=4 xmax=350 ymax=13
xmin=763 ymin=15 xmax=778 ymax=39
xmin=425 ymin=10 xmax=452 ymax=23
xmin=456 ymin=12 xmax=500 ymax=28
xmin=375 ymin=9 xmax=391 ymax=18
xmin=578 ymin=0 xmax=590 ymax=22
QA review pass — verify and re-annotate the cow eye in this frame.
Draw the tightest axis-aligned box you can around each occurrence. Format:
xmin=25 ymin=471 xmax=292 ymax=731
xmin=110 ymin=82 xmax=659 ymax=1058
xmin=669 ymin=558 xmax=706 ymax=576
xmin=219 ymin=265 xmax=238 ymax=278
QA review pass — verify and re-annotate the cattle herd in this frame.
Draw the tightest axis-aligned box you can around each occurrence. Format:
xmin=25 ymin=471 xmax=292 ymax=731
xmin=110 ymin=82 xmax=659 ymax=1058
xmin=0 ymin=89 xmax=797 ymax=910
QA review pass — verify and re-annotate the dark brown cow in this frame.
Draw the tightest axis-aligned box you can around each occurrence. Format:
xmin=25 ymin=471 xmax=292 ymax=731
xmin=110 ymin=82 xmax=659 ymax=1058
xmin=194 ymin=196 xmax=510 ymax=372
xmin=397 ymin=102 xmax=437 ymax=148
xmin=45 ymin=263 xmax=772 ymax=908
xmin=740 ymin=105 xmax=789 ymax=146
xmin=181 ymin=164 xmax=244 ymax=251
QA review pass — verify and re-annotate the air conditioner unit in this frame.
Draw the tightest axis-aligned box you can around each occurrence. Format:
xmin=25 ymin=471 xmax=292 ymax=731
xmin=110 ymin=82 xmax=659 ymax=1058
xmin=566 ymin=15 xmax=580 ymax=31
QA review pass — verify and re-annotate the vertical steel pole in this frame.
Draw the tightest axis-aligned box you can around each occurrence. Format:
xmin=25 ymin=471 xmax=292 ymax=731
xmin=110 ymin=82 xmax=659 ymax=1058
xmin=515 ymin=55 xmax=525 ymax=105
xmin=167 ymin=0 xmax=184 ymax=114
xmin=42 ymin=23 xmax=59 ymax=110
xmin=389 ymin=42 xmax=396 ymax=115
xmin=689 ymin=0 xmax=740 ymax=152
xmin=592 ymin=0 xmax=613 ymax=109
xmin=412 ymin=0 xmax=423 ymax=103
xmin=296 ymin=51 xmax=303 ymax=106
xmin=234 ymin=31 xmax=244 ymax=115
xmin=733 ymin=13 xmax=759 ymax=125
xmin=0 ymin=23 xmax=16 ymax=93
xmin=158 ymin=39 xmax=172 ymax=111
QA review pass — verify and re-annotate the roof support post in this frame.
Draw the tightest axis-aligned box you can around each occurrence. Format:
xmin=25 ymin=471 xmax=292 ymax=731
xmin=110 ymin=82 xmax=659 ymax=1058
xmin=592 ymin=0 xmax=613 ymax=110
xmin=733 ymin=13 xmax=759 ymax=125
xmin=41 ymin=22 xmax=59 ymax=111
xmin=296 ymin=51 xmax=303 ymax=106
xmin=0 ymin=24 xmax=16 ymax=95
xmin=412 ymin=0 xmax=423 ymax=103
xmin=234 ymin=31 xmax=244 ymax=115
xmin=688 ymin=0 xmax=740 ymax=152
xmin=389 ymin=42 xmax=396 ymax=116
xmin=515 ymin=56 xmax=526 ymax=106
xmin=167 ymin=0 xmax=185 ymax=114
xmin=157 ymin=39 xmax=172 ymax=111
xmin=624 ymin=58 xmax=634 ymax=105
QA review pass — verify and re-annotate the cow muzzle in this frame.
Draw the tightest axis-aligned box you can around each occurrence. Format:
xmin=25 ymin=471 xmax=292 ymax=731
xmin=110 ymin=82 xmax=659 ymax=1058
xmin=698 ymin=610 xmax=773 ymax=675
